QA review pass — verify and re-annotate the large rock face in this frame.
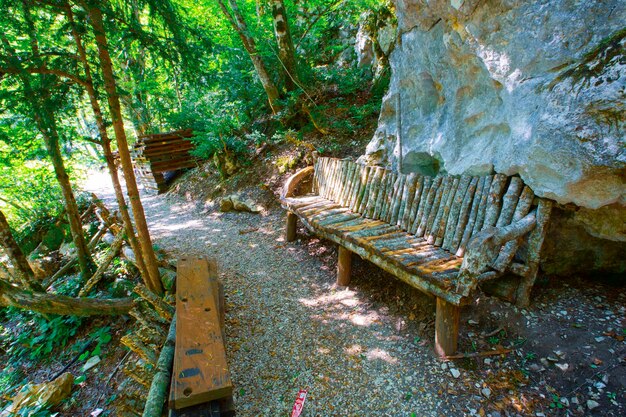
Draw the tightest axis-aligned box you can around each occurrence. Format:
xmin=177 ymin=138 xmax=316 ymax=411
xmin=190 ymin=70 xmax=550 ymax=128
xmin=361 ymin=0 xmax=625 ymax=274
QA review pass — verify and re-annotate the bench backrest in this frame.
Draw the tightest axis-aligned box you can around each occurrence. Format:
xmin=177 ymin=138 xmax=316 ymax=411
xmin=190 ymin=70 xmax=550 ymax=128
xmin=313 ymin=157 xmax=544 ymax=261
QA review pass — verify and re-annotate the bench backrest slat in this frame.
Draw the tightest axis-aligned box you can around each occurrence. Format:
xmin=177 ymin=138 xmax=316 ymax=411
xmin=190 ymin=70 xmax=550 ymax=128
xmin=388 ymin=174 xmax=406 ymax=224
xmin=406 ymin=175 xmax=424 ymax=233
xmin=448 ymin=176 xmax=479 ymax=253
xmin=442 ymin=175 xmax=472 ymax=250
xmin=483 ymin=173 xmax=508 ymax=228
xmin=496 ymin=176 xmax=523 ymax=228
xmin=431 ymin=176 xmax=459 ymax=245
xmin=408 ymin=176 xmax=428 ymax=234
xmin=399 ymin=174 xmax=418 ymax=230
xmin=424 ymin=176 xmax=450 ymax=238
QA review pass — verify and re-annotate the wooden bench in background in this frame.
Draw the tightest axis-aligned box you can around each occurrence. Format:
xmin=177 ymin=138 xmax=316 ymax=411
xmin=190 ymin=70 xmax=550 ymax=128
xmin=132 ymin=129 xmax=198 ymax=194
xmin=169 ymin=257 xmax=235 ymax=416
xmin=281 ymin=157 xmax=552 ymax=356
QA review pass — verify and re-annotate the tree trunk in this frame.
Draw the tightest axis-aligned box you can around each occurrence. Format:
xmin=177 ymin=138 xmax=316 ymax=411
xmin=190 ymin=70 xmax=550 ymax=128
xmin=271 ymin=0 xmax=299 ymax=91
xmin=34 ymin=106 xmax=96 ymax=280
xmin=18 ymin=0 xmax=95 ymax=280
xmin=217 ymin=0 xmax=282 ymax=113
xmin=0 ymin=209 xmax=40 ymax=290
xmin=66 ymin=4 xmax=150 ymax=286
xmin=87 ymin=2 xmax=163 ymax=295
xmin=0 ymin=278 xmax=132 ymax=316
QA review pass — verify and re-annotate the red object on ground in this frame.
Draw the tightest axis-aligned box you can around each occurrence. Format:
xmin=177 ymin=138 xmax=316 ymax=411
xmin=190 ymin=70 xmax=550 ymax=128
xmin=290 ymin=389 xmax=308 ymax=417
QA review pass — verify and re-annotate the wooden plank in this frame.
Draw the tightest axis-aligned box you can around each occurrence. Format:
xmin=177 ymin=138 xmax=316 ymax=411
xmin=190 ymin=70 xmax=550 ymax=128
xmin=378 ymin=171 xmax=398 ymax=223
xmin=441 ymin=176 xmax=471 ymax=249
xmin=406 ymin=176 xmax=425 ymax=234
xmin=388 ymin=174 xmax=406 ymax=225
xmin=482 ymin=173 xmax=508 ymax=229
xmin=424 ymin=177 xmax=450 ymax=239
xmin=347 ymin=162 xmax=360 ymax=206
xmin=364 ymin=167 xmax=384 ymax=218
xmin=416 ymin=176 xmax=443 ymax=236
xmin=317 ymin=158 xmax=328 ymax=199
xmin=457 ymin=176 xmax=491 ymax=256
xmin=313 ymin=159 xmax=321 ymax=194
xmin=316 ymin=211 xmax=360 ymax=227
xmin=398 ymin=174 xmax=418 ymax=230
xmin=335 ymin=160 xmax=349 ymax=203
xmin=170 ymin=258 xmax=232 ymax=409
xmin=408 ymin=176 xmax=430 ymax=234
xmin=449 ymin=177 xmax=479 ymax=252
xmin=496 ymin=177 xmax=523 ymax=228
xmin=353 ymin=165 xmax=369 ymax=213
xmin=334 ymin=159 xmax=347 ymax=203
xmin=373 ymin=170 xmax=392 ymax=220
xmin=340 ymin=162 xmax=357 ymax=207
xmin=325 ymin=159 xmax=338 ymax=201
xmin=433 ymin=177 xmax=460 ymax=246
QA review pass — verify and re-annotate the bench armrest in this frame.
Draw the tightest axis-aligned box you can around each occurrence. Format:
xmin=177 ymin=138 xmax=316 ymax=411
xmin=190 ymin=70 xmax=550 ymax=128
xmin=281 ymin=166 xmax=315 ymax=199
xmin=456 ymin=211 xmax=537 ymax=296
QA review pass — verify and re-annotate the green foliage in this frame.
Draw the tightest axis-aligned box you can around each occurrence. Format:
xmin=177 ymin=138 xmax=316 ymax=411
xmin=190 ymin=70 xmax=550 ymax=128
xmin=79 ymin=326 xmax=112 ymax=361
xmin=2 ymin=309 xmax=83 ymax=361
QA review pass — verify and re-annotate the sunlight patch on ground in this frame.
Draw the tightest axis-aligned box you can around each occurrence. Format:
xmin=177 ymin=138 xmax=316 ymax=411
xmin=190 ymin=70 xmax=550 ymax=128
xmin=365 ymin=348 xmax=397 ymax=364
xmin=298 ymin=288 xmax=360 ymax=308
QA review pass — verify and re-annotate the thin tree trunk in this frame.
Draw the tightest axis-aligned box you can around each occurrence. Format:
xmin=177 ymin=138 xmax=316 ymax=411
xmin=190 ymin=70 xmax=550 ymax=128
xmin=0 ymin=278 xmax=132 ymax=316
xmin=217 ymin=0 xmax=282 ymax=113
xmin=34 ymin=107 xmax=96 ymax=280
xmin=0 ymin=209 xmax=40 ymax=291
xmin=18 ymin=0 xmax=95 ymax=280
xmin=87 ymin=2 xmax=163 ymax=295
xmin=66 ymin=4 xmax=150 ymax=285
xmin=271 ymin=0 xmax=299 ymax=91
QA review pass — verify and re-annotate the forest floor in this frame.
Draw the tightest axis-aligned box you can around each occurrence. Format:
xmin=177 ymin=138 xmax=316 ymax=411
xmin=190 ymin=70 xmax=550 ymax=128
xmin=82 ymin=162 xmax=626 ymax=417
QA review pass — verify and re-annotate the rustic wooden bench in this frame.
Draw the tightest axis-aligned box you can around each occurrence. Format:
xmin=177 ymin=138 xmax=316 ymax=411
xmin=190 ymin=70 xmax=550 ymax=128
xmin=169 ymin=257 xmax=234 ymax=416
xmin=281 ymin=157 xmax=552 ymax=356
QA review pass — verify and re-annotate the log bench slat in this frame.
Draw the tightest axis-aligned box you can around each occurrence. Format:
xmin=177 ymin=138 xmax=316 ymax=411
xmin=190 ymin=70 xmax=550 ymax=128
xmin=282 ymin=157 xmax=553 ymax=356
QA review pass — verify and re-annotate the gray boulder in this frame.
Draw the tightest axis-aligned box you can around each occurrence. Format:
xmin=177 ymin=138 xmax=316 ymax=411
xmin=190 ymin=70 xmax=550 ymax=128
xmin=360 ymin=0 xmax=625 ymax=275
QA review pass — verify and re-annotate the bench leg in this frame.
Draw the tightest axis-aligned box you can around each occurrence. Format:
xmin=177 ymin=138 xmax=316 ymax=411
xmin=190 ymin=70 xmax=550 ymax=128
xmin=434 ymin=297 xmax=460 ymax=357
xmin=337 ymin=246 xmax=352 ymax=286
xmin=286 ymin=212 xmax=297 ymax=242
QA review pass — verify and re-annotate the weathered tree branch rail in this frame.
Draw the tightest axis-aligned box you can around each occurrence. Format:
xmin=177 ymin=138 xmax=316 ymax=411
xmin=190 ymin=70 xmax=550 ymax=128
xmin=282 ymin=157 xmax=553 ymax=356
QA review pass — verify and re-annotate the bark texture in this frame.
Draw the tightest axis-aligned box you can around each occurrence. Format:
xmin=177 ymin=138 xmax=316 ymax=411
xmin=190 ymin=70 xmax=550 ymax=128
xmin=0 ymin=278 xmax=132 ymax=316
xmin=271 ymin=0 xmax=299 ymax=91
xmin=87 ymin=1 xmax=163 ymax=295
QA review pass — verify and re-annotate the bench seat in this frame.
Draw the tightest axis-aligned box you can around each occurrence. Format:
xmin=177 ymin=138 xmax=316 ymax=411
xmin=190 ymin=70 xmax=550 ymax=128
xmin=281 ymin=158 xmax=552 ymax=356
xmin=284 ymin=195 xmax=464 ymax=302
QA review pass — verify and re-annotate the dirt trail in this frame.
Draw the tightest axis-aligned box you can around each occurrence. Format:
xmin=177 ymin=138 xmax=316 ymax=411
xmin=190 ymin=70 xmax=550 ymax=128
xmin=84 ymin=170 xmax=625 ymax=417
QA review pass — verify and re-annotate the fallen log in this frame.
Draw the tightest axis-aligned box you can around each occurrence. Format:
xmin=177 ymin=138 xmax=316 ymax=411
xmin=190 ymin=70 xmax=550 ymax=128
xmin=142 ymin=315 xmax=176 ymax=417
xmin=0 ymin=278 xmax=132 ymax=316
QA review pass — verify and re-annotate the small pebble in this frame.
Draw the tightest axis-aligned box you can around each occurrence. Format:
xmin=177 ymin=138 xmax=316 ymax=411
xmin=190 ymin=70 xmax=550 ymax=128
xmin=587 ymin=400 xmax=600 ymax=410
xmin=481 ymin=387 xmax=491 ymax=398
xmin=450 ymin=368 xmax=461 ymax=378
